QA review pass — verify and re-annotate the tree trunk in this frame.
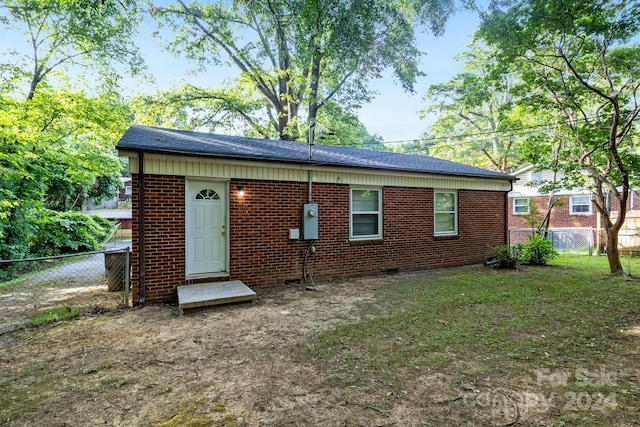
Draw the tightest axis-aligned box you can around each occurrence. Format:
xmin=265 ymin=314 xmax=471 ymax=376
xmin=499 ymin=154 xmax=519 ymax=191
xmin=307 ymin=46 xmax=322 ymax=129
xmin=604 ymin=225 xmax=624 ymax=275
xmin=277 ymin=112 xmax=291 ymax=140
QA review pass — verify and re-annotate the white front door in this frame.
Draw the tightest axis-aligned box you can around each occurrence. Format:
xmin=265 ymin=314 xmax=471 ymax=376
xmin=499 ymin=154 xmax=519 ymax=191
xmin=186 ymin=180 xmax=228 ymax=276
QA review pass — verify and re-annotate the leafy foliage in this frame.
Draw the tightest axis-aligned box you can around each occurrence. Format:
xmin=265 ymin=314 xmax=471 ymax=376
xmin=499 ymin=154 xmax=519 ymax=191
xmin=0 ymin=88 xmax=130 ymax=259
xmin=0 ymin=0 xmax=139 ymax=260
xmin=0 ymin=0 xmax=144 ymax=99
xmin=522 ymin=233 xmax=558 ymax=266
xmin=129 ymin=83 xmax=268 ymax=136
xmin=29 ymin=210 xmax=114 ymax=257
xmin=130 ymin=85 xmax=384 ymax=146
xmin=0 ymin=210 xmax=113 ymax=281
xmin=491 ymin=243 xmax=523 ymax=268
xmin=492 ymin=234 xmax=557 ymax=267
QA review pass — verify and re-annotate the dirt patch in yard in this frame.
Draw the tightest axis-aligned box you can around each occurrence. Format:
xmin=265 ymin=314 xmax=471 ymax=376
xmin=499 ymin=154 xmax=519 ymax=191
xmin=0 ymin=278 xmax=385 ymax=426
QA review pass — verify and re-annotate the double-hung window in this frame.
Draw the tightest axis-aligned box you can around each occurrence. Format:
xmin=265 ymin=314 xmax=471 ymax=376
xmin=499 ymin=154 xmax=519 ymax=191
xmin=513 ymin=198 xmax=529 ymax=215
xmin=350 ymin=188 xmax=382 ymax=240
xmin=570 ymin=195 xmax=591 ymax=215
xmin=434 ymin=190 xmax=458 ymax=235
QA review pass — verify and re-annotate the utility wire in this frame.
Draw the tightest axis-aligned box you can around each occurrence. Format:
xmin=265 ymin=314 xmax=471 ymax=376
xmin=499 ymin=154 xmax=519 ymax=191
xmin=382 ymin=110 xmax=637 ymax=146
xmin=387 ymin=129 xmax=638 ymax=152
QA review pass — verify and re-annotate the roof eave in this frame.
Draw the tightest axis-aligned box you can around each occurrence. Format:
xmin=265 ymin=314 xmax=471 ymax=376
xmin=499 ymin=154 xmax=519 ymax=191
xmin=116 ymin=144 xmax=515 ymax=182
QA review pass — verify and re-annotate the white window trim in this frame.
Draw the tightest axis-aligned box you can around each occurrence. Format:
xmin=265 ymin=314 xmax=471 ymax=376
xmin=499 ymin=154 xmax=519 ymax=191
xmin=124 ymin=185 xmax=132 ymax=195
xmin=434 ymin=190 xmax=458 ymax=236
xmin=570 ymin=194 xmax=592 ymax=215
xmin=350 ymin=187 xmax=382 ymax=240
xmin=513 ymin=197 xmax=530 ymax=215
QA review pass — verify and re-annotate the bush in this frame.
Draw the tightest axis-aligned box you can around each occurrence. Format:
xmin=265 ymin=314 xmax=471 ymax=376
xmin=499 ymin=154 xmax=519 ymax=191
xmin=490 ymin=233 xmax=558 ymax=269
xmin=522 ymin=233 xmax=558 ymax=265
xmin=91 ymin=215 xmax=116 ymax=233
xmin=491 ymin=244 xmax=524 ymax=268
xmin=29 ymin=210 xmax=114 ymax=256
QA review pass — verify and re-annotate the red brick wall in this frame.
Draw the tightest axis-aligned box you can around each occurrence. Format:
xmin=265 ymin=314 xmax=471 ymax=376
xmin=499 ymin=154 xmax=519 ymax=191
xmin=229 ymin=180 xmax=308 ymax=287
xmin=132 ymin=175 xmax=507 ymax=304
xmin=232 ymin=181 xmax=507 ymax=287
xmin=632 ymin=191 xmax=640 ymax=211
xmin=509 ymin=191 xmax=640 ymax=232
xmin=131 ymin=174 xmax=186 ymax=304
xmin=508 ymin=195 xmax=597 ymax=230
xmin=610 ymin=190 xmax=640 ymax=212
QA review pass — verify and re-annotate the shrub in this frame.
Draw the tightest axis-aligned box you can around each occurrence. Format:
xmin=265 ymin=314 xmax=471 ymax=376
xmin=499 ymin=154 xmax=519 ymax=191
xmin=522 ymin=233 xmax=558 ymax=265
xmin=91 ymin=215 xmax=115 ymax=234
xmin=29 ymin=210 xmax=114 ymax=256
xmin=118 ymin=199 xmax=132 ymax=209
xmin=491 ymin=244 xmax=524 ymax=268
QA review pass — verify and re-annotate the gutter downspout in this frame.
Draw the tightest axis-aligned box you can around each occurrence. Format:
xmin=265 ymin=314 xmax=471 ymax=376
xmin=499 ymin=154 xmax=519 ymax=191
xmin=137 ymin=151 xmax=146 ymax=305
xmin=505 ymin=179 xmax=514 ymax=245
xmin=308 ymin=122 xmax=315 ymax=203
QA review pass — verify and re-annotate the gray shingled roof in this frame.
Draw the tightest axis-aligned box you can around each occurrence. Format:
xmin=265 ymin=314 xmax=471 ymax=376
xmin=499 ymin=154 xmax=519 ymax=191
xmin=117 ymin=125 xmax=514 ymax=181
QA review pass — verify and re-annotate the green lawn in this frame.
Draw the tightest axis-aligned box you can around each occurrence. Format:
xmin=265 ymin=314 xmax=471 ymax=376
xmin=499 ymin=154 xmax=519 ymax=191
xmin=302 ymin=253 xmax=640 ymax=426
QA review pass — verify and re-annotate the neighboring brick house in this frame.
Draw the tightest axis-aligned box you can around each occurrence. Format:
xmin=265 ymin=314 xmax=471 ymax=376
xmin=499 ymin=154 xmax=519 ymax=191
xmin=117 ymin=125 xmax=514 ymax=305
xmin=508 ymin=165 xmax=640 ymax=249
xmin=118 ymin=177 xmax=132 ymax=204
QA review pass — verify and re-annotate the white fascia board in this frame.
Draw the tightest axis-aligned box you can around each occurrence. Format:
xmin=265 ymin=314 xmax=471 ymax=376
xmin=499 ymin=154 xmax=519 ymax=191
xmin=120 ymin=151 xmax=511 ymax=192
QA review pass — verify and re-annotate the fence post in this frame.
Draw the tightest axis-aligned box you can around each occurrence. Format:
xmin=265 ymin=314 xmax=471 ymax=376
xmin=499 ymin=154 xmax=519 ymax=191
xmin=123 ymin=247 xmax=130 ymax=308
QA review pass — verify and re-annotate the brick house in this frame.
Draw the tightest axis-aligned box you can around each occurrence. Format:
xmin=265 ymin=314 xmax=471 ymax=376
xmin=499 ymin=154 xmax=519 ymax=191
xmin=508 ymin=165 xmax=640 ymax=249
xmin=116 ymin=125 xmax=514 ymax=305
xmin=118 ymin=177 xmax=132 ymax=204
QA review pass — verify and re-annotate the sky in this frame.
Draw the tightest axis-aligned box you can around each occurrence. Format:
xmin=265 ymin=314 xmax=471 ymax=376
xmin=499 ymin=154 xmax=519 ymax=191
xmin=358 ymin=11 xmax=481 ymax=143
xmin=0 ymin=2 xmax=482 ymax=144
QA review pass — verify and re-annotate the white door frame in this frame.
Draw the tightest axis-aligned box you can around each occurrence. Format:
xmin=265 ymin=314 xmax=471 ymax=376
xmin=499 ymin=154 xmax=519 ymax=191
xmin=185 ymin=179 xmax=230 ymax=278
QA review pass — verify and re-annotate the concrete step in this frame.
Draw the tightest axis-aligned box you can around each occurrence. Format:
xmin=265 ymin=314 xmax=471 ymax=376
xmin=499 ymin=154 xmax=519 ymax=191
xmin=177 ymin=280 xmax=256 ymax=314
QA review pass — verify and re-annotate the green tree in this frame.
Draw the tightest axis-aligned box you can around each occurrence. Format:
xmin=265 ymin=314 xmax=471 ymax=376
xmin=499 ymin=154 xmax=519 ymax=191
xmin=0 ymin=0 xmax=141 ymax=259
xmin=313 ymin=101 xmax=387 ymax=149
xmin=0 ymin=0 xmax=144 ymax=99
xmin=479 ymin=0 xmax=640 ymax=275
xmin=148 ymin=0 xmax=454 ymax=141
xmin=129 ymin=82 xmax=270 ymax=137
xmin=131 ymin=84 xmax=385 ymax=147
xmin=408 ymin=43 xmax=529 ymax=173
xmin=0 ymin=88 xmax=131 ymax=258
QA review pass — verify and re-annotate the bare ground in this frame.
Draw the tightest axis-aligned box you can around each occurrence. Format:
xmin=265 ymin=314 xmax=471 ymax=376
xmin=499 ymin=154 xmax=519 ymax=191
xmin=1 ymin=272 xmax=639 ymax=426
xmin=0 ymin=277 xmax=398 ymax=426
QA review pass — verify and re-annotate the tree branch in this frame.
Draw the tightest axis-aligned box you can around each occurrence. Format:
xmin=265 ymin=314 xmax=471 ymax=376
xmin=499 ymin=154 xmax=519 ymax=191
xmin=318 ymin=67 xmax=357 ymax=110
xmin=251 ymin=12 xmax=277 ymax=69
xmin=557 ymin=44 xmax=617 ymax=103
xmin=176 ymin=0 xmax=282 ymax=112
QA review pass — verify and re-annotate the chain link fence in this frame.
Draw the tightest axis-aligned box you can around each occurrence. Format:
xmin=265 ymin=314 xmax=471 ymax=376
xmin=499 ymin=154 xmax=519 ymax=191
xmin=0 ymin=242 xmax=130 ymax=334
xmin=509 ymin=228 xmax=595 ymax=254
